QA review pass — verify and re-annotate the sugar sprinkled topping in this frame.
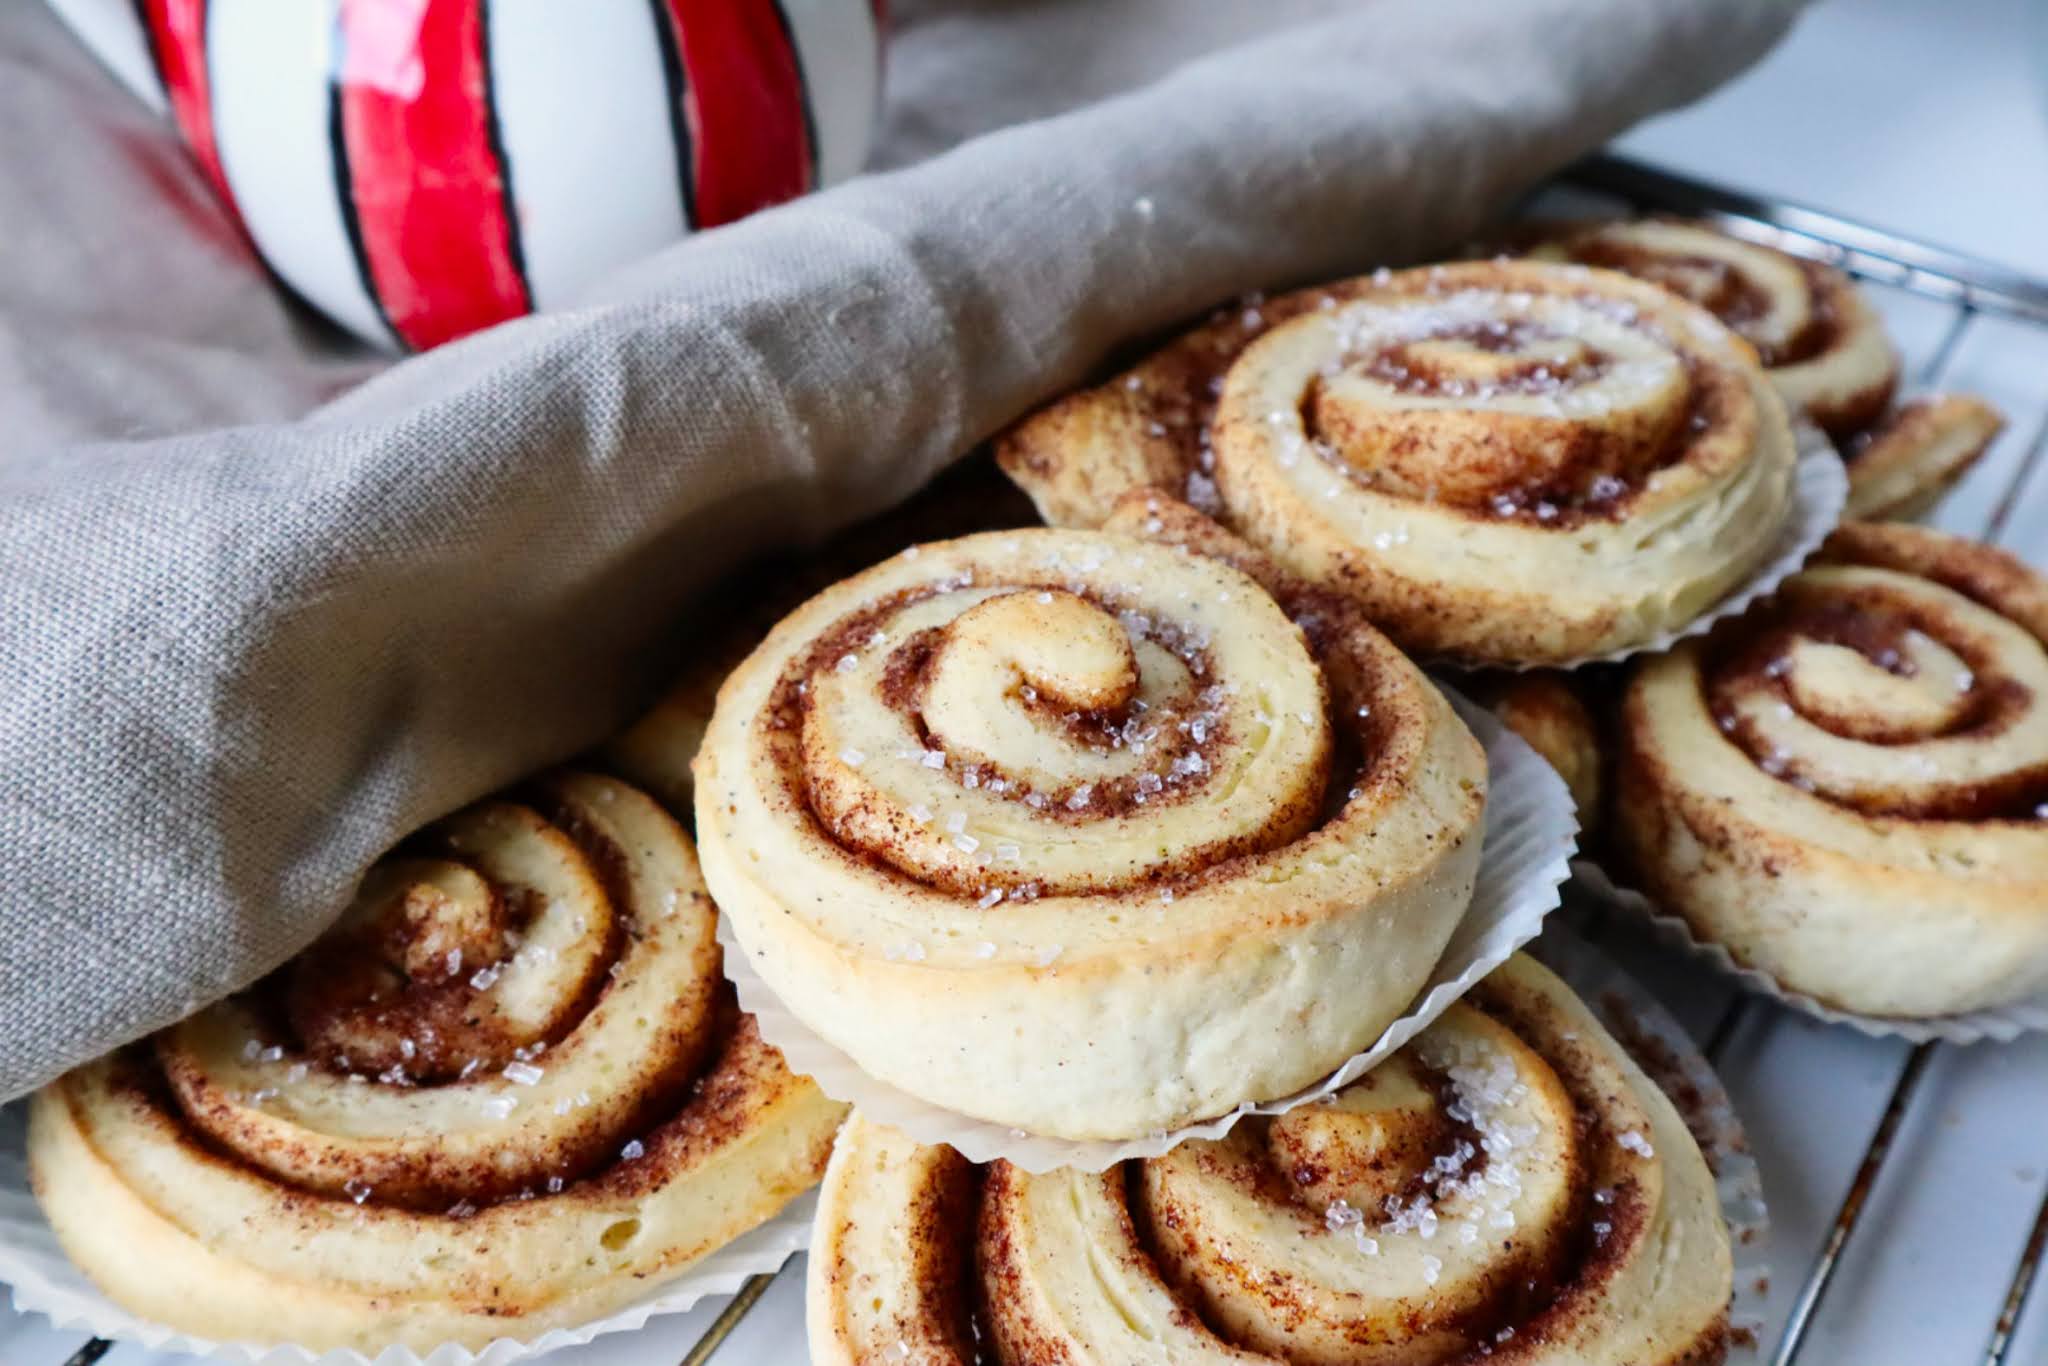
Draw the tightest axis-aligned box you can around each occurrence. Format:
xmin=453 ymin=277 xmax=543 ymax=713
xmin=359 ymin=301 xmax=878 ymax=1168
xmin=620 ymin=1139 xmax=646 ymax=1161
xmin=502 ymin=1061 xmax=544 ymax=1087
xmin=1336 ymin=1026 xmax=1546 ymax=1264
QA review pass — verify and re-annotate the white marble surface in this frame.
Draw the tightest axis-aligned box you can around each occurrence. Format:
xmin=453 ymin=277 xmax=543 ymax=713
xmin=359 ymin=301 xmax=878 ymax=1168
xmin=1621 ymin=0 xmax=2048 ymax=276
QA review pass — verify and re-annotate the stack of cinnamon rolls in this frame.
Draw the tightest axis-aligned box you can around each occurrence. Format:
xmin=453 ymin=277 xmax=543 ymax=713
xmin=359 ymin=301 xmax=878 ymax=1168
xmin=30 ymin=218 xmax=2033 ymax=1364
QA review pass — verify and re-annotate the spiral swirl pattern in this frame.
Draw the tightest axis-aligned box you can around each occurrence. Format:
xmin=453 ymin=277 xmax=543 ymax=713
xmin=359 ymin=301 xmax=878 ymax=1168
xmin=808 ymin=955 xmax=1732 ymax=1366
xmin=1526 ymin=218 xmax=1900 ymax=440
xmin=1616 ymin=521 xmax=2048 ymax=1016
xmin=694 ymin=507 xmax=1487 ymax=1139
xmin=603 ymin=456 xmax=1041 ymax=812
xmin=999 ymin=259 xmax=1800 ymax=665
xmin=29 ymin=772 xmax=846 ymax=1353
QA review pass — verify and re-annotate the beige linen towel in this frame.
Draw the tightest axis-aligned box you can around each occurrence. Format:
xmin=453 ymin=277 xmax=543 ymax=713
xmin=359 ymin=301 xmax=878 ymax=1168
xmin=0 ymin=0 xmax=1804 ymax=1097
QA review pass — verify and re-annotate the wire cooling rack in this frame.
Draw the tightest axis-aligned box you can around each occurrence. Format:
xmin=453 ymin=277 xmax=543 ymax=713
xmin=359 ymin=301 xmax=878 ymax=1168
xmin=1545 ymin=154 xmax=2048 ymax=1366
xmin=10 ymin=155 xmax=2048 ymax=1365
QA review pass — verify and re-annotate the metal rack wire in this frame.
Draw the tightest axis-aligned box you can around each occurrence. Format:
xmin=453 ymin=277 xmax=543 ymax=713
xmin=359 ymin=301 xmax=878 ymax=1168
xmin=37 ymin=155 xmax=2048 ymax=1366
xmin=1567 ymin=154 xmax=2048 ymax=1366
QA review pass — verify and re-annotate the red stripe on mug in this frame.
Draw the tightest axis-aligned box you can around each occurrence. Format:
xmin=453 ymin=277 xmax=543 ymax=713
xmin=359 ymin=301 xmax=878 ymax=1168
xmin=661 ymin=0 xmax=814 ymax=227
xmin=335 ymin=0 xmax=530 ymax=350
xmin=137 ymin=0 xmax=239 ymax=212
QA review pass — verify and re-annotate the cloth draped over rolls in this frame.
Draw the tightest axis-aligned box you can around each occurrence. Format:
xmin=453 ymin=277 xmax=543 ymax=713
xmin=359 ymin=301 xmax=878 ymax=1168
xmin=0 ymin=0 xmax=1806 ymax=1098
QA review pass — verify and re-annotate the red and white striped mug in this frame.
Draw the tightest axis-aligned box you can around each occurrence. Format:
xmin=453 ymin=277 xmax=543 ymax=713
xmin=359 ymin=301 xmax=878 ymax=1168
xmin=46 ymin=0 xmax=885 ymax=349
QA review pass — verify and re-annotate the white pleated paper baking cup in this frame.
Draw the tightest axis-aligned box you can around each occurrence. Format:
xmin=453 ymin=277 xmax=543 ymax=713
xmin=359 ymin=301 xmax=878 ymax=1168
xmin=1527 ymin=427 xmax=1846 ymax=672
xmin=1530 ymin=922 xmax=1773 ymax=1347
xmin=722 ymin=691 xmax=1578 ymax=1173
xmin=1573 ymin=858 xmax=2048 ymax=1045
xmin=0 ymin=1099 xmax=818 ymax=1366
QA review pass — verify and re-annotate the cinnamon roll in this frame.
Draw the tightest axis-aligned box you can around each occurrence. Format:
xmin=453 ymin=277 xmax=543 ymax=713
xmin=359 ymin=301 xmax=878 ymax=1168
xmin=1524 ymin=218 xmax=1899 ymax=440
xmin=808 ymin=954 xmax=1732 ymax=1366
xmin=605 ymin=455 xmax=1040 ymax=810
xmin=1521 ymin=221 xmax=2005 ymax=522
xmin=29 ymin=771 xmax=846 ymax=1353
xmin=693 ymin=505 xmax=1487 ymax=1140
xmin=1842 ymin=394 xmax=2005 ymax=522
xmin=999 ymin=260 xmax=1801 ymax=666
xmin=1615 ymin=522 xmax=2048 ymax=1016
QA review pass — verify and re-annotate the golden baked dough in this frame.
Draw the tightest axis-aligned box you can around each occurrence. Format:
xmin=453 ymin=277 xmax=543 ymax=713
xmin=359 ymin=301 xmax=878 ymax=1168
xmin=1842 ymin=394 xmax=2005 ymax=522
xmin=30 ymin=772 xmax=846 ymax=1354
xmin=694 ymin=500 xmax=1487 ymax=1139
xmin=1000 ymin=260 xmax=1799 ymax=666
xmin=1525 ymin=217 xmax=1899 ymax=439
xmin=1525 ymin=221 xmax=2004 ymax=523
xmin=1616 ymin=522 xmax=2048 ymax=1016
xmin=1479 ymin=672 xmax=1606 ymax=835
xmin=809 ymin=955 xmax=1732 ymax=1366
xmin=604 ymin=455 xmax=1041 ymax=809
